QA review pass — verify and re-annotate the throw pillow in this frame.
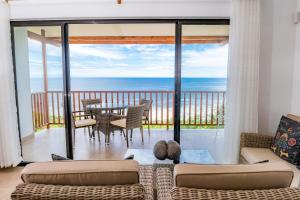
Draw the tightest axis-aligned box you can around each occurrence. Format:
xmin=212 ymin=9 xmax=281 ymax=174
xmin=51 ymin=154 xmax=71 ymax=161
xmin=270 ymin=116 xmax=300 ymax=165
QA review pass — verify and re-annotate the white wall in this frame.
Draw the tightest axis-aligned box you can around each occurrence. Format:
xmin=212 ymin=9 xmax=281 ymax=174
xmin=291 ymin=1 xmax=300 ymax=115
xmin=14 ymin=27 xmax=34 ymax=139
xmin=9 ymin=0 xmax=230 ymax=20
xmin=258 ymin=0 xmax=299 ymax=134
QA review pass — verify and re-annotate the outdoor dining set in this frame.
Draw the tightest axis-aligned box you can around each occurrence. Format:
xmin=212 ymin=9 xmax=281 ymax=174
xmin=72 ymin=98 xmax=152 ymax=147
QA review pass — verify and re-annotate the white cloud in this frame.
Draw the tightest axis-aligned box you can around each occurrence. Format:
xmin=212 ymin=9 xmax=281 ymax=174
xmin=70 ymin=44 xmax=125 ymax=60
xmin=181 ymin=44 xmax=228 ymax=78
xmin=183 ymin=44 xmax=228 ymax=68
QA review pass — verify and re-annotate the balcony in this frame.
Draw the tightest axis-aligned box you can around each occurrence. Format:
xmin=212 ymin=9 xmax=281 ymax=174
xmin=31 ymin=90 xmax=226 ymax=130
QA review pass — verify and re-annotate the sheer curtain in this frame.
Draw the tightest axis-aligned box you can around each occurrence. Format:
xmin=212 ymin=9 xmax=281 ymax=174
xmin=223 ymin=0 xmax=260 ymax=164
xmin=0 ymin=1 xmax=22 ymax=167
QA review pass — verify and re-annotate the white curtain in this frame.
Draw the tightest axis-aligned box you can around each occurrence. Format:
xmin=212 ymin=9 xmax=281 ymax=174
xmin=223 ymin=0 xmax=260 ymax=164
xmin=0 ymin=1 xmax=22 ymax=167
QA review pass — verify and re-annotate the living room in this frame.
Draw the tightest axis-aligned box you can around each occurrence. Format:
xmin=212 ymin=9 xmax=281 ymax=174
xmin=0 ymin=0 xmax=300 ymax=199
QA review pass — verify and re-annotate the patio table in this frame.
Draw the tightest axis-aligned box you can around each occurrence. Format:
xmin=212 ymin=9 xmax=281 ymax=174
xmin=86 ymin=103 xmax=127 ymax=144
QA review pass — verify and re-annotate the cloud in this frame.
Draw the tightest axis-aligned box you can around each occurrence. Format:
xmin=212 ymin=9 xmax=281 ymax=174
xmin=182 ymin=44 xmax=228 ymax=68
xmin=70 ymin=44 xmax=125 ymax=60
xmin=28 ymin=41 xmax=228 ymax=78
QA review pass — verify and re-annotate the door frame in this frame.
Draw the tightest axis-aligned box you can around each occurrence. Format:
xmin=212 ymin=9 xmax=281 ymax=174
xmin=10 ymin=19 xmax=229 ymax=161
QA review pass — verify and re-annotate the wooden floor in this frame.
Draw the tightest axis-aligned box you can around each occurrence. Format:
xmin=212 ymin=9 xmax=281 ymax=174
xmin=0 ymin=167 xmax=23 ymax=200
xmin=22 ymin=127 xmax=225 ymax=163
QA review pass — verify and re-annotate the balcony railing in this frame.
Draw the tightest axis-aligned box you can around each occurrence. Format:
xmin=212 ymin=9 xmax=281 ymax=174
xmin=31 ymin=90 xmax=226 ymax=130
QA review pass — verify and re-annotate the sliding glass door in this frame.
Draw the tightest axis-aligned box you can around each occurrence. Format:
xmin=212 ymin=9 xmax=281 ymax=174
xmin=68 ymin=23 xmax=175 ymax=160
xmin=13 ymin=26 xmax=67 ymax=162
xmin=11 ymin=20 xmax=229 ymax=162
xmin=180 ymin=24 xmax=229 ymax=163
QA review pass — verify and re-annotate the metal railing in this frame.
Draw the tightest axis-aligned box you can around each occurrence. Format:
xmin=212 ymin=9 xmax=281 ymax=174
xmin=31 ymin=90 xmax=226 ymax=130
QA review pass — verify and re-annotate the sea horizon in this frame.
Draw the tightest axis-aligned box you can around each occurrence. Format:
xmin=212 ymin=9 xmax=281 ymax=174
xmin=30 ymin=77 xmax=227 ymax=92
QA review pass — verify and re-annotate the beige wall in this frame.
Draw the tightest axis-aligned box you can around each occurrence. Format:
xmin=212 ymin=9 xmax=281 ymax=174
xmin=258 ymin=0 xmax=300 ymax=134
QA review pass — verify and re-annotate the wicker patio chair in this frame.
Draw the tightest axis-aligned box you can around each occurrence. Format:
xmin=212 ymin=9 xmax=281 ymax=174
xmin=110 ymin=105 xmax=145 ymax=147
xmin=81 ymin=99 xmax=101 ymax=137
xmin=95 ymin=113 xmax=123 ymax=144
xmin=139 ymin=99 xmax=153 ymax=134
xmin=82 ymin=99 xmax=101 ymax=111
xmin=72 ymin=111 xmax=96 ymax=145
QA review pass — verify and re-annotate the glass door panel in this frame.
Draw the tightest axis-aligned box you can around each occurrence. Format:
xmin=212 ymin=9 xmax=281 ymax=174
xmin=13 ymin=26 xmax=66 ymax=162
xmin=180 ymin=24 xmax=229 ymax=163
xmin=68 ymin=23 xmax=175 ymax=160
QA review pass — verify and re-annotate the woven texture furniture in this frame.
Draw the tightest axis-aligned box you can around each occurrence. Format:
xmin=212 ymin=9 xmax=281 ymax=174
xmin=110 ymin=105 xmax=145 ymax=147
xmin=96 ymin=113 xmax=123 ymax=144
xmin=11 ymin=183 xmax=145 ymax=200
xmin=156 ymin=167 xmax=300 ymax=200
xmin=170 ymin=187 xmax=300 ymax=200
xmin=81 ymin=99 xmax=101 ymax=138
xmin=240 ymin=132 xmax=273 ymax=149
xmin=156 ymin=167 xmax=173 ymax=200
xmin=82 ymin=99 xmax=101 ymax=112
xmin=11 ymin=165 xmax=154 ymax=200
xmin=71 ymin=110 xmax=97 ymax=144
xmin=139 ymin=99 xmax=153 ymax=134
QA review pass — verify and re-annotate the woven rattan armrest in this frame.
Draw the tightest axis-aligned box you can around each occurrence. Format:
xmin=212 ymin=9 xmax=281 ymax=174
xmin=139 ymin=165 xmax=154 ymax=200
xmin=170 ymin=187 xmax=300 ymax=200
xmin=156 ymin=167 xmax=173 ymax=200
xmin=240 ymin=132 xmax=273 ymax=149
xmin=11 ymin=183 xmax=146 ymax=200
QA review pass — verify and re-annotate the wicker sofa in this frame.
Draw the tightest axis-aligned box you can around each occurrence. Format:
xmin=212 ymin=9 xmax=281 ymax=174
xmin=240 ymin=114 xmax=300 ymax=187
xmin=156 ymin=164 xmax=300 ymax=200
xmin=11 ymin=160 xmax=154 ymax=200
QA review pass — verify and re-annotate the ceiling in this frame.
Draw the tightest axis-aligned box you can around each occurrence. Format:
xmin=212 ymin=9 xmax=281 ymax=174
xmin=27 ymin=24 xmax=229 ymax=37
xmin=23 ymin=24 xmax=229 ymax=44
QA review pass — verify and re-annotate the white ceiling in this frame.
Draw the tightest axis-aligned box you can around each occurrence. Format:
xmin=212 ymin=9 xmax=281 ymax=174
xmin=27 ymin=24 xmax=229 ymax=37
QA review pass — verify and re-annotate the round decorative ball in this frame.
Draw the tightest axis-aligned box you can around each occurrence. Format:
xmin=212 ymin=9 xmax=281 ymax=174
xmin=153 ymin=140 xmax=168 ymax=160
xmin=167 ymin=140 xmax=181 ymax=160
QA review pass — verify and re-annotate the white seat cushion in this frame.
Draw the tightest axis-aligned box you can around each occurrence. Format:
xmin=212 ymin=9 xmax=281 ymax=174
xmin=241 ymin=147 xmax=300 ymax=187
xmin=75 ymin=119 xmax=96 ymax=128
xmin=110 ymin=119 xmax=126 ymax=128
xmin=241 ymin=147 xmax=282 ymax=164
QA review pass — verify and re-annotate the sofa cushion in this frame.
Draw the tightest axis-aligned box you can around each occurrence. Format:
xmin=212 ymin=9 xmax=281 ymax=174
xmin=271 ymin=116 xmax=300 ymax=166
xmin=21 ymin=160 xmax=140 ymax=186
xmin=241 ymin=147 xmax=300 ymax=187
xmin=174 ymin=162 xmax=293 ymax=190
xmin=287 ymin=114 xmax=300 ymax=123
xmin=241 ymin=147 xmax=282 ymax=164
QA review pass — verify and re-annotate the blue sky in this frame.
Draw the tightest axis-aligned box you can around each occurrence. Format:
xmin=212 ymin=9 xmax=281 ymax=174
xmin=28 ymin=39 xmax=228 ymax=78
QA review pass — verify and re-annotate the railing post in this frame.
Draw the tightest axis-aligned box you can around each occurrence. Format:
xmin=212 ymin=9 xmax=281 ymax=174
xmin=41 ymin=29 xmax=50 ymax=129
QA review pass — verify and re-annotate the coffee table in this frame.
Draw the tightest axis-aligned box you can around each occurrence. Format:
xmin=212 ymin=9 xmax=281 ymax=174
xmin=124 ymin=149 xmax=215 ymax=167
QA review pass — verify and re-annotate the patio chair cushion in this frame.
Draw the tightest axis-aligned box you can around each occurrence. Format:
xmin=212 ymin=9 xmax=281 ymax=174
xmin=21 ymin=160 xmax=140 ymax=186
xmin=174 ymin=162 xmax=293 ymax=190
xmin=75 ymin=118 xmax=96 ymax=128
xmin=110 ymin=119 xmax=126 ymax=128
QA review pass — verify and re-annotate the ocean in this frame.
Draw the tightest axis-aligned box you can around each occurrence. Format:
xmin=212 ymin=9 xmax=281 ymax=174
xmin=30 ymin=77 xmax=227 ymax=92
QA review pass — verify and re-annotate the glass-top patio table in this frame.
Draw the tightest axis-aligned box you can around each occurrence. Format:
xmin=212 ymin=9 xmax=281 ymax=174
xmin=85 ymin=103 xmax=128 ymax=144
xmin=85 ymin=103 xmax=127 ymax=114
